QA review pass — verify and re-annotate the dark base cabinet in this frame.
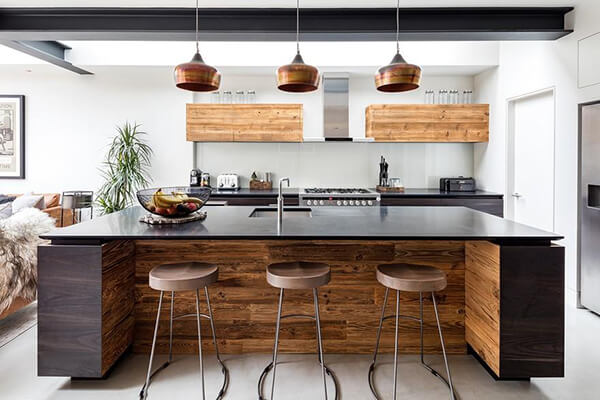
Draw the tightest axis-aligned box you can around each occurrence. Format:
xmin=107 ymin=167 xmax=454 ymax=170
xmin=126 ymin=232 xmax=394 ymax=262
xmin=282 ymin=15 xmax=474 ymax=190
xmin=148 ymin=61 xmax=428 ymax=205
xmin=381 ymin=196 xmax=504 ymax=217
xmin=209 ymin=196 xmax=299 ymax=207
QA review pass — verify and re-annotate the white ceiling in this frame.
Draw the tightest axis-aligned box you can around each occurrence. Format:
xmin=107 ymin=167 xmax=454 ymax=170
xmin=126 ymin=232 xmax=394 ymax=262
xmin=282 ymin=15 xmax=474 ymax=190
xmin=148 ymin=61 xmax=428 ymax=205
xmin=0 ymin=0 xmax=576 ymax=7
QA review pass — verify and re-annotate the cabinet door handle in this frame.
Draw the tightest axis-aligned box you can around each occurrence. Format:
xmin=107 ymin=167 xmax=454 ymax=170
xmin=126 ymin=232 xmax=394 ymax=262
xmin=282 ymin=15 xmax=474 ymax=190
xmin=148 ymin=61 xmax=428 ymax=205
xmin=512 ymin=192 xmax=523 ymax=198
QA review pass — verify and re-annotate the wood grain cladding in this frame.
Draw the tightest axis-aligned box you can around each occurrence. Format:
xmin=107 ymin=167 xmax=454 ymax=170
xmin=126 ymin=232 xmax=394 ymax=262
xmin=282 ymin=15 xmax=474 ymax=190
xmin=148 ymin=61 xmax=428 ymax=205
xmin=465 ymin=241 xmax=500 ymax=376
xmin=101 ymin=241 xmax=135 ymax=375
xmin=186 ymin=104 xmax=303 ymax=142
xmin=365 ymin=104 xmax=489 ymax=142
xmin=133 ymin=240 xmax=466 ymax=355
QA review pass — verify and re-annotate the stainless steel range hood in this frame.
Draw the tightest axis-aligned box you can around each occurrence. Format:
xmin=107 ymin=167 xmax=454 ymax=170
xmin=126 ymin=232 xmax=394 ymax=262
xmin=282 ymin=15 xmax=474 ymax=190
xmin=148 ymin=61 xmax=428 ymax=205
xmin=323 ymin=73 xmax=352 ymax=141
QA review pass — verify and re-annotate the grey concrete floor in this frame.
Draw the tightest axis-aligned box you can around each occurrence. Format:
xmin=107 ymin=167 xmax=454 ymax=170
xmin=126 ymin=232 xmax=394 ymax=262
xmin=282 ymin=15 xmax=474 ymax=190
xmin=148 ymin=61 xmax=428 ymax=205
xmin=0 ymin=305 xmax=598 ymax=400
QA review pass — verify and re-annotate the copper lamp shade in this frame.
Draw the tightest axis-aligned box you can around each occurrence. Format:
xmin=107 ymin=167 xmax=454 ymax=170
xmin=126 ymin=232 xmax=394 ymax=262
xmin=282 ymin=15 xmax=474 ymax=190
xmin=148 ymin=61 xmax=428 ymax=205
xmin=277 ymin=53 xmax=320 ymax=93
xmin=175 ymin=52 xmax=221 ymax=92
xmin=375 ymin=52 xmax=421 ymax=93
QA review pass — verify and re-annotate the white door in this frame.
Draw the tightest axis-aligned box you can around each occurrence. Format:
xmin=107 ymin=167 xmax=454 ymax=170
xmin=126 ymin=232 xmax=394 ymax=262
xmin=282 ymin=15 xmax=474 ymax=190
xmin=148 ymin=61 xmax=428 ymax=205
xmin=507 ymin=90 xmax=555 ymax=231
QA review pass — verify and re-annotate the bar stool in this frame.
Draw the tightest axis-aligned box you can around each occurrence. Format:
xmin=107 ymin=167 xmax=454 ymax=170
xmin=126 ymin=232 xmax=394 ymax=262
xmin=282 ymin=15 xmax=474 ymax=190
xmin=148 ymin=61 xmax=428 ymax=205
xmin=368 ymin=263 xmax=456 ymax=400
xmin=258 ymin=261 xmax=339 ymax=400
xmin=140 ymin=262 xmax=229 ymax=400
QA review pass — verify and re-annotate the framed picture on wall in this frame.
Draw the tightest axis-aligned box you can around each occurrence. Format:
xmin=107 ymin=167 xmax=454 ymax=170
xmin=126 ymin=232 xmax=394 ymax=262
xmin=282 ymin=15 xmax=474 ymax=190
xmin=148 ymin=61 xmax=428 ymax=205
xmin=0 ymin=95 xmax=25 ymax=179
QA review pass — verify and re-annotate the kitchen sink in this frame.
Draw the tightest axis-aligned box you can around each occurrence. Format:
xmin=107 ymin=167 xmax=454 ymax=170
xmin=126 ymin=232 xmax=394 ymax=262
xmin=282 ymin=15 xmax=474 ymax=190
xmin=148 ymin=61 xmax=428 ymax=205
xmin=250 ymin=207 xmax=313 ymax=218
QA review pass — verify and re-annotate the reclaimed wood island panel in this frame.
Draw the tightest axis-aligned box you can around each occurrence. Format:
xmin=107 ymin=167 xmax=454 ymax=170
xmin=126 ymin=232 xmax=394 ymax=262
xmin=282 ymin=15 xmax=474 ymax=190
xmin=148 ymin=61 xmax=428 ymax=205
xmin=37 ymin=205 xmax=564 ymax=380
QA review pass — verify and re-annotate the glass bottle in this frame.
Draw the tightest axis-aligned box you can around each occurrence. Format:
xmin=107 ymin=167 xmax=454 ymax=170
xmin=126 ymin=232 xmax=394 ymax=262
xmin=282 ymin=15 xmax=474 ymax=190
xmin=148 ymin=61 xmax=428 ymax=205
xmin=222 ymin=90 xmax=232 ymax=104
xmin=246 ymin=90 xmax=256 ymax=104
xmin=235 ymin=90 xmax=245 ymax=104
xmin=211 ymin=91 xmax=221 ymax=104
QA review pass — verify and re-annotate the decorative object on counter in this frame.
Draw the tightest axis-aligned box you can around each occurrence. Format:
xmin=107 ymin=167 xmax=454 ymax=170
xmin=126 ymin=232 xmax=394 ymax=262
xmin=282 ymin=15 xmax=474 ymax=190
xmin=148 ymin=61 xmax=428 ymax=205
xmin=462 ymin=90 xmax=473 ymax=104
xmin=379 ymin=156 xmax=389 ymax=187
xmin=235 ymin=90 xmax=245 ymax=104
xmin=211 ymin=91 xmax=221 ymax=103
xmin=216 ymin=173 xmax=240 ymax=190
xmin=139 ymin=210 xmax=207 ymax=225
xmin=246 ymin=90 xmax=256 ymax=103
xmin=222 ymin=90 xmax=233 ymax=103
xmin=377 ymin=177 xmax=405 ymax=192
xmin=440 ymin=177 xmax=476 ymax=192
xmin=249 ymin=171 xmax=273 ymax=190
xmin=96 ymin=122 xmax=153 ymax=214
xmin=249 ymin=180 xmax=273 ymax=190
xmin=0 ymin=95 xmax=25 ymax=179
xmin=61 ymin=191 xmax=93 ymax=226
xmin=374 ymin=0 xmax=421 ymax=92
xmin=174 ymin=0 xmax=221 ymax=92
xmin=201 ymin=172 xmax=211 ymax=187
xmin=137 ymin=187 xmax=210 ymax=218
xmin=277 ymin=0 xmax=319 ymax=93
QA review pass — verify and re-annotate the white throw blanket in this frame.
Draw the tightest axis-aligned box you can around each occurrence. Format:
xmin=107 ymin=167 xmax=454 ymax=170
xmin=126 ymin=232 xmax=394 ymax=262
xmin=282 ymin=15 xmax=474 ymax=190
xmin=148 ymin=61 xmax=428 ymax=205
xmin=0 ymin=208 xmax=55 ymax=314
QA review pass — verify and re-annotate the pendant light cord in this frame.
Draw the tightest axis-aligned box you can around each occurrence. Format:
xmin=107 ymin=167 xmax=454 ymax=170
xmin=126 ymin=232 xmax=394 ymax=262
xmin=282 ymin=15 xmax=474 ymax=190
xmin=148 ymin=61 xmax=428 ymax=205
xmin=296 ymin=0 xmax=300 ymax=54
xmin=195 ymin=0 xmax=199 ymax=54
xmin=396 ymin=0 xmax=400 ymax=54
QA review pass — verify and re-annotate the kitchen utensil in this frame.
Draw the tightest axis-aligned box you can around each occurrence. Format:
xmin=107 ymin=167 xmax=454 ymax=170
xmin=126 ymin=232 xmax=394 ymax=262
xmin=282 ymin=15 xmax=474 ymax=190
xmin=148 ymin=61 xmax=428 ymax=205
xmin=439 ymin=177 xmax=476 ymax=192
xmin=137 ymin=187 xmax=211 ymax=218
xmin=200 ymin=172 xmax=211 ymax=187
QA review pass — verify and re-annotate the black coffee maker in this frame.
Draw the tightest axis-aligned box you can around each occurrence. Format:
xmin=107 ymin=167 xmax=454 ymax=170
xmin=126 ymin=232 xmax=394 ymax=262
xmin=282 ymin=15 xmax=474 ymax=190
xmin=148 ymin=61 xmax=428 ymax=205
xmin=190 ymin=169 xmax=202 ymax=187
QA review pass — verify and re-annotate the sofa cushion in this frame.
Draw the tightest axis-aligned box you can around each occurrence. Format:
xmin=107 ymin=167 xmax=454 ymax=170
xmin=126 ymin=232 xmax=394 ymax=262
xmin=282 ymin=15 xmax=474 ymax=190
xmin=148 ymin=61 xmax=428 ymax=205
xmin=0 ymin=202 xmax=11 ymax=220
xmin=0 ymin=195 xmax=16 ymax=205
xmin=43 ymin=193 xmax=60 ymax=208
xmin=12 ymin=194 xmax=44 ymax=214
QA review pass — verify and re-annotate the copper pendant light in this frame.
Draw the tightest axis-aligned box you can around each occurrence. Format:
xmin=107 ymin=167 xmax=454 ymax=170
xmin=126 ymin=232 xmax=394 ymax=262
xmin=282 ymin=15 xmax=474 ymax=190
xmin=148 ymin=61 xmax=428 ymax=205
xmin=174 ymin=0 xmax=221 ymax=92
xmin=375 ymin=0 xmax=421 ymax=93
xmin=277 ymin=0 xmax=319 ymax=93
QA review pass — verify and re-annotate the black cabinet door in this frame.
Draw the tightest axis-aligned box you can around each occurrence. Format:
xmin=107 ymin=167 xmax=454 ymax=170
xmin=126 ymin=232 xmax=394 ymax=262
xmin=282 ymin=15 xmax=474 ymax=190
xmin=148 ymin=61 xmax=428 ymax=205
xmin=209 ymin=196 xmax=299 ymax=206
xmin=381 ymin=197 xmax=503 ymax=217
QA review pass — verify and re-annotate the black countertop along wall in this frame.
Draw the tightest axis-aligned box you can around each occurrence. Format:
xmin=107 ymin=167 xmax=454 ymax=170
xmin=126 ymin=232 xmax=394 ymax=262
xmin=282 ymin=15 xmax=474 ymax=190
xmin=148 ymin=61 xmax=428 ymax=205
xmin=209 ymin=188 xmax=503 ymax=198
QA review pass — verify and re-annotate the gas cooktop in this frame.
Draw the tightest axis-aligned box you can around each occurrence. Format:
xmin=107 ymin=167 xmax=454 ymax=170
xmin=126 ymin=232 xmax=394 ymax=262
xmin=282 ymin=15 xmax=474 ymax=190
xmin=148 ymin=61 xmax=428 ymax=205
xmin=300 ymin=188 xmax=380 ymax=207
xmin=303 ymin=188 xmax=373 ymax=194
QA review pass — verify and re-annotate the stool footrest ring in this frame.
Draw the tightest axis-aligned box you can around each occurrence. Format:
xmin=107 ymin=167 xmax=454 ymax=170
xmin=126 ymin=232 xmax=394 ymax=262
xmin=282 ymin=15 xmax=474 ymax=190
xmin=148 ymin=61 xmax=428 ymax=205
xmin=258 ymin=360 xmax=339 ymax=400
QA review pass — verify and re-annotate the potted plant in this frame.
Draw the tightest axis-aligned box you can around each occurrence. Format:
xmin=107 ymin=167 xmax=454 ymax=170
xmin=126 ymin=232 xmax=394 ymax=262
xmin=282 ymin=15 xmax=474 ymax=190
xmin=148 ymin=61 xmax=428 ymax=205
xmin=96 ymin=122 xmax=153 ymax=214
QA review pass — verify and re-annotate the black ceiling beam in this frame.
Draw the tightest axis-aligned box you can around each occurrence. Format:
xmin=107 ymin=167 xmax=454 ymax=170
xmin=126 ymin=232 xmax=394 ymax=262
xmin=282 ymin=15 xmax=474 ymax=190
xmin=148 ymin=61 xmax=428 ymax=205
xmin=0 ymin=40 xmax=93 ymax=74
xmin=0 ymin=7 xmax=573 ymax=42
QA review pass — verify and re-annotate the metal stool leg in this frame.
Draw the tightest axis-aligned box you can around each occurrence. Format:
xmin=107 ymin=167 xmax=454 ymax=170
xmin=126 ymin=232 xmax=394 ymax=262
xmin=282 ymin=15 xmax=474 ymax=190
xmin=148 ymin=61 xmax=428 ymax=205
xmin=270 ymin=288 xmax=284 ymax=400
xmin=169 ymin=291 xmax=174 ymax=363
xmin=313 ymin=288 xmax=328 ymax=400
xmin=204 ymin=287 xmax=230 ymax=400
xmin=140 ymin=291 xmax=164 ymax=400
xmin=196 ymin=289 xmax=206 ymax=400
xmin=392 ymin=290 xmax=400 ymax=400
xmin=432 ymin=292 xmax=455 ymax=400
xmin=368 ymin=288 xmax=389 ymax=398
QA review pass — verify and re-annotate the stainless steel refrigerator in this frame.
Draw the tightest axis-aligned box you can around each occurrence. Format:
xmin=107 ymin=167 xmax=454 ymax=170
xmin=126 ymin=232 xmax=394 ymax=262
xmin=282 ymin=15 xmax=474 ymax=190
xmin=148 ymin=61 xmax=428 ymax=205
xmin=579 ymin=101 xmax=600 ymax=314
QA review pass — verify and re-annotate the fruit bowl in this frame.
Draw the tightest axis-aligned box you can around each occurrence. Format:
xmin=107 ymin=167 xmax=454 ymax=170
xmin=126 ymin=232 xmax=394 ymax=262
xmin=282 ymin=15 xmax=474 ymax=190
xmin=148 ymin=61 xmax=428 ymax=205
xmin=137 ymin=187 xmax=211 ymax=218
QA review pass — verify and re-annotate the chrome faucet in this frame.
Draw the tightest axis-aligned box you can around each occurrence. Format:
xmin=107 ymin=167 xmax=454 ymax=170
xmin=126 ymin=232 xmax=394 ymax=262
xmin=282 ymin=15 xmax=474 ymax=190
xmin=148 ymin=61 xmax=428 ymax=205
xmin=278 ymin=177 xmax=290 ymax=232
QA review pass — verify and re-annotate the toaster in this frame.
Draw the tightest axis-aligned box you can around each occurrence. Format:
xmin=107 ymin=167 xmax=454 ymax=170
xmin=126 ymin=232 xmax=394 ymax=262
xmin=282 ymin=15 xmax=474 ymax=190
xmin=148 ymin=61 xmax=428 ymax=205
xmin=216 ymin=174 xmax=240 ymax=190
xmin=440 ymin=177 xmax=476 ymax=192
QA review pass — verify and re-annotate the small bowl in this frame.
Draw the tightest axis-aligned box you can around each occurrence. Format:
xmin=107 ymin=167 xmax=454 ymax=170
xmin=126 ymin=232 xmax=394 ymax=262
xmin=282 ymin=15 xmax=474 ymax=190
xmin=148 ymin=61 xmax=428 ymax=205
xmin=137 ymin=187 xmax=211 ymax=218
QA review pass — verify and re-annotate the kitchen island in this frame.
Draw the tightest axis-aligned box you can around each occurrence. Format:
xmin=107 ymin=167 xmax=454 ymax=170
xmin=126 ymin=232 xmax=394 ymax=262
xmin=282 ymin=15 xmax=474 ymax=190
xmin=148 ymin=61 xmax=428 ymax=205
xmin=38 ymin=206 xmax=564 ymax=381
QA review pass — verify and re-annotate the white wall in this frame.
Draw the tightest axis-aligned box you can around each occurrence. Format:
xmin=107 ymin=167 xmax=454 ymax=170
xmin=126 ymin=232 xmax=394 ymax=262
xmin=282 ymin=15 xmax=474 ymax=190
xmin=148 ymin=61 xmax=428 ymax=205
xmin=195 ymin=73 xmax=475 ymax=187
xmin=473 ymin=0 xmax=600 ymax=303
xmin=0 ymin=65 xmax=193 ymax=194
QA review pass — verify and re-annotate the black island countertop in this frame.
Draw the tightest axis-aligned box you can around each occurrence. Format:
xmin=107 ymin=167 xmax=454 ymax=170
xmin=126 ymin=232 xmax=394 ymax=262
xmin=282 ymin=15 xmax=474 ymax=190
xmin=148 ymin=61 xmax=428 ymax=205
xmin=43 ymin=205 xmax=560 ymax=242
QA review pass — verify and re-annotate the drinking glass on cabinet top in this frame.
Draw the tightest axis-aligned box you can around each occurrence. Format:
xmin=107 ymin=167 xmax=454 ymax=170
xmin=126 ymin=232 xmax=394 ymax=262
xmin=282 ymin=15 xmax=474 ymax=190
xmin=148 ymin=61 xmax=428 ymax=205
xmin=222 ymin=91 xmax=233 ymax=104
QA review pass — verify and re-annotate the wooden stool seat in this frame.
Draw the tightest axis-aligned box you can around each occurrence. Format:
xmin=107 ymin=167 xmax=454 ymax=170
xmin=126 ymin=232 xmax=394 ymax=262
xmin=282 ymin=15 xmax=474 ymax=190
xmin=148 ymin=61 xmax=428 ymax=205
xmin=267 ymin=261 xmax=331 ymax=289
xmin=149 ymin=262 xmax=218 ymax=291
xmin=376 ymin=263 xmax=447 ymax=293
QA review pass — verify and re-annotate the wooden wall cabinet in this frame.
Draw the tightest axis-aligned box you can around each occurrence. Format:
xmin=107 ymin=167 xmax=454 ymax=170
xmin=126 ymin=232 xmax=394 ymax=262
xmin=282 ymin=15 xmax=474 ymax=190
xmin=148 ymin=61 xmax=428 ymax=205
xmin=186 ymin=104 xmax=303 ymax=142
xmin=366 ymin=104 xmax=489 ymax=142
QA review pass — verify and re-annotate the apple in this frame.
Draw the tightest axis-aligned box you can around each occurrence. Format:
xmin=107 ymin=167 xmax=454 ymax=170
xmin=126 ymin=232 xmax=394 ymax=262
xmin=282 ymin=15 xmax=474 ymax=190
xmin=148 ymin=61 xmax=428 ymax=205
xmin=186 ymin=202 xmax=198 ymax=212
xmin=166 ymin=206 xmax=178 ymax=215
xmin=154 ymin=207 xmax=168 ymax=215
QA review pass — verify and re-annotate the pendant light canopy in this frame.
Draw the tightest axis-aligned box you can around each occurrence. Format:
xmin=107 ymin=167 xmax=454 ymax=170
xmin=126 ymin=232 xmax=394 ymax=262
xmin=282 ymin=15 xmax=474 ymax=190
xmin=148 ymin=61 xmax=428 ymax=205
xmin=277 ymin=0 xmax=319 ymax=93
xmin=375 ymin=0 xmax=421 ymax=93
xmin=175 ymin=0 xmax=221 ymax=92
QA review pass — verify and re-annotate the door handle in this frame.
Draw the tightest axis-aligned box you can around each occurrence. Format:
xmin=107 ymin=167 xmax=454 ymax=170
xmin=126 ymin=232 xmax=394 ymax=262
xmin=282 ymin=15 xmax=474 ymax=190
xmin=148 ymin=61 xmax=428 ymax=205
xmin=512 ymin=192 xmax=523 ymax=198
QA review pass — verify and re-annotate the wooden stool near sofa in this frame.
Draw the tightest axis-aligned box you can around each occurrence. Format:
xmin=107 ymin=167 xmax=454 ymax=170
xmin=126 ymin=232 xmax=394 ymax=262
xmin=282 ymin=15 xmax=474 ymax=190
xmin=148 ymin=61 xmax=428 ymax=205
xmin=369 ymin=263 xmax=456 ymax=400
xmin=258 ymin=261 xmax=339 ymax=400
xmin=141 ymin=262 xmax=229 ymax=400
